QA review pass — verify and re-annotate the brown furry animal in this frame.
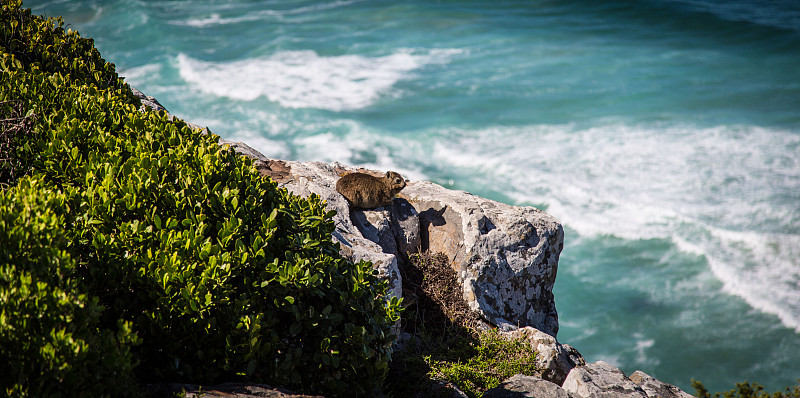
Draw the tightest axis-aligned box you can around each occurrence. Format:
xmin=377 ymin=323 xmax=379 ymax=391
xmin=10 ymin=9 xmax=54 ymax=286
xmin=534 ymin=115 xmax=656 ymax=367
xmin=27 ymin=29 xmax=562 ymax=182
xmin=335 ymin=171 xmax=407 ymax=209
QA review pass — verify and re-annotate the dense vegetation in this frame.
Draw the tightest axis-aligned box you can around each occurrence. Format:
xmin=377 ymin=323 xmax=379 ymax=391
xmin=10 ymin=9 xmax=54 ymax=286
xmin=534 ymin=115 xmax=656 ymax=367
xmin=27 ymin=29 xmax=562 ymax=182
xmin=0 ymin=2 xmax=400 ymax=397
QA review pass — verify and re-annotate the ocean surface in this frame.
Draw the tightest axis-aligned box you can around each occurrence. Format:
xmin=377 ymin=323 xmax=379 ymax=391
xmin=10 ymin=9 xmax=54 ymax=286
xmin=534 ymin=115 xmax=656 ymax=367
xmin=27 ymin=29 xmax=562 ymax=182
xmin=26 ymin=0 xmax=800 ymax=393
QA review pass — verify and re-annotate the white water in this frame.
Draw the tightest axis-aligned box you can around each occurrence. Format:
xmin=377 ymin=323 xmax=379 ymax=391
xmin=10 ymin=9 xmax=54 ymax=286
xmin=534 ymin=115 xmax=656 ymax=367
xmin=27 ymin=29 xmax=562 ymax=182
xmin=428 ymin=122 xmax=800 ymax=331
xmin=176 ymin=49 xmax=463 ymax=111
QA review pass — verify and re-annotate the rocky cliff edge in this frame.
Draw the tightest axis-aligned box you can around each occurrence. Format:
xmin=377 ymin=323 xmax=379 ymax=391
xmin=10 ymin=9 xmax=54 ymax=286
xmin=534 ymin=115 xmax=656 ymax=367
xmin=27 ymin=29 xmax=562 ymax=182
xmin=134 ymin=89 xmax=692 ymax=398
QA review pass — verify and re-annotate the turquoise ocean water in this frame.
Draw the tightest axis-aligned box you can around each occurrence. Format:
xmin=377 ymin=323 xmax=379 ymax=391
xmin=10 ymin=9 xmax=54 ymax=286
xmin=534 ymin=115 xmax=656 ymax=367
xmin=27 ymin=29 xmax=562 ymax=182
xmin=26 ymin=0 xmax=800 ymax=392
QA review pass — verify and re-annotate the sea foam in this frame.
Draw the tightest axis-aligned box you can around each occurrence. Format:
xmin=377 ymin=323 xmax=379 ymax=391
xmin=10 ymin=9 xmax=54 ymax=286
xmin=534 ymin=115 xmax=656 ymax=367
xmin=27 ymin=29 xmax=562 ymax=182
xmin=176 ymin=49 xmax=461 ymax=111
xmin=430 ymin=122 xmax=800 ymax=331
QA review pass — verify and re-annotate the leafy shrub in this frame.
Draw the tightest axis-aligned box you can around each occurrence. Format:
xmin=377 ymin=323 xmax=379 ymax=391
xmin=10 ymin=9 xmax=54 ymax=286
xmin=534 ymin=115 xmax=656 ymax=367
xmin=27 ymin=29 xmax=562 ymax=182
xmin=693 ymin=380 xmax=800 ymax=398
xmin=385 ymin=252 xmax=537 ymax=398
xmin=426 ymin=329 xmax=538 ymax=398
xmin=0 ymin=0 xmax=134 ymax=101
xmin=0 ymin=178 xmax=140 ymax=398
xmin=1 ymin=2 xmax=401 ymax=396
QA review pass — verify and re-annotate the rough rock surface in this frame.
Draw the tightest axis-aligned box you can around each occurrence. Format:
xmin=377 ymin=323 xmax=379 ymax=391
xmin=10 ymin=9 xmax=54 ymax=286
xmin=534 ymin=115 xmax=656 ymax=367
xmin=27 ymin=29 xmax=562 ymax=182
xmin=501 ymin=327 xmax=585 ymax=386
xmin=131 ymin=87 xmax=167 ymax=113
xmin=482 ymin=375 xmax=575 ymax=398
xmin=562 ymin=361 xmax=648 ymax=398
xmin=402 ymin=181 xmax=563 ymax=336
xmin=629 ymin=370 xmax=694 ymax=398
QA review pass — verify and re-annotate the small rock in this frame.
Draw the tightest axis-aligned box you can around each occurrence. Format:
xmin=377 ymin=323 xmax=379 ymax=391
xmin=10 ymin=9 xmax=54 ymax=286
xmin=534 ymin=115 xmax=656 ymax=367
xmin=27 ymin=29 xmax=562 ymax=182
xmin=131 ymin=87 xmax=168 ymax=113
xmin=147 ymin=382 xmax=324 ymax=398
xmin=562 ymin=361 xmax=647 ymax=398
xmin=629 ymin=370 xmax=694 ymax=398
xmin=482 ymin=375 xmax=575 ymax=398
xmin=429 ymin=380 xmax=470 ymax=398
xmin=500 ymin=327 xmax=585 ymax=386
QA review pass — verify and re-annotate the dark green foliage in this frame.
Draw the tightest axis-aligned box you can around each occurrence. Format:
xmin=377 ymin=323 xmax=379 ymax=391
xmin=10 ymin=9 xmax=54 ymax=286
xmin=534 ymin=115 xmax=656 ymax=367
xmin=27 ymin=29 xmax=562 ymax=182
xmin=0 ymin=178 xmax=140 ymax=398
xmin=692 ymin=380 xmax=800 ymax=398
xmin=1 ymin=1 xmax=401 ymax=396
xmin=0 ymin=0 xmax=135 ymax=101
xmin=385 ymin=253 xmax=537 ymax=398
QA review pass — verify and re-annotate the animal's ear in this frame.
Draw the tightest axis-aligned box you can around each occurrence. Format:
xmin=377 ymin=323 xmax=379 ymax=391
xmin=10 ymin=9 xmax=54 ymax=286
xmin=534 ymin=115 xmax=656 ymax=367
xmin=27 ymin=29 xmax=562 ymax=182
xmin=386 ymin=171 xmax=391 ymax=178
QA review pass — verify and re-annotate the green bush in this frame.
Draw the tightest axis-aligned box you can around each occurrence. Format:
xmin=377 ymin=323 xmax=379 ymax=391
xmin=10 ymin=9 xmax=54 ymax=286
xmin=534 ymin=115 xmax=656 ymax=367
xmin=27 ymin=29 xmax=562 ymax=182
xmin=0 ymin=178 xmax=140 ymax=398
xmin=0 ymin=0 xmax=134 ymax=101
xmin=693 ymin=380 xmax=800 ymax=398
xmin=426 ymin=329 xmax=539 ymax=398
xmin=1 ymin=1 xmax=401 ymax=396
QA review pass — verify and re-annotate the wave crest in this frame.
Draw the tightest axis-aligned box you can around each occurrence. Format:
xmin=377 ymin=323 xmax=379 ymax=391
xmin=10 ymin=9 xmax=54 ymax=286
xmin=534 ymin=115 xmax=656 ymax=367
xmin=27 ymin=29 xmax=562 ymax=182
xmin=176 ymin=49 xmax=462 ymax=111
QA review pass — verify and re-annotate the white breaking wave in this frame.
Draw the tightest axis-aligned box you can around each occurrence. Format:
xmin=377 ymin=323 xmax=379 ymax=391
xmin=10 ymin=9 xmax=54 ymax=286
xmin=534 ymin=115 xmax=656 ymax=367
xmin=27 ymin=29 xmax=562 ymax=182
xmin=176 ymin=49 xmax=462 ymax=111
xmin=430 ymin=122 xmax=800 ymax=331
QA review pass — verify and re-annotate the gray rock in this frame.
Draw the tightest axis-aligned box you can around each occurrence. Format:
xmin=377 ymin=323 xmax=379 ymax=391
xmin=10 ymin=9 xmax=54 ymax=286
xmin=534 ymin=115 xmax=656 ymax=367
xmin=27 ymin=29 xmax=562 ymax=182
xmin=629 ymin=370 xmax=694 ymax=398
xmin=147 ymin=382 xmax=323 ymax=398
xmin=131 ymin=87 xmax=168 ymax=113
xmin=483 ymin=375 xmax=575 ymax=398
xmin=501 ymin=327 xmax=585 ymax=386
xmin=402 ymin=181 xmax=563 ymax=336
xmin=562 ymin=361 xmax=647 ymax=398
xmin=428 ymin=380 xmax=470 ymax=398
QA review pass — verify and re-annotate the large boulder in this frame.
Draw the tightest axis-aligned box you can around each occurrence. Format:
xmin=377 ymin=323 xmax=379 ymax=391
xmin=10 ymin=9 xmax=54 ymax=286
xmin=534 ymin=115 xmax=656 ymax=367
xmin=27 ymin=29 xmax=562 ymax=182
xmin=401 ymin=182 xmax=563 ymax=336
xmin=500 ymin=327 xmax=585 ymax=386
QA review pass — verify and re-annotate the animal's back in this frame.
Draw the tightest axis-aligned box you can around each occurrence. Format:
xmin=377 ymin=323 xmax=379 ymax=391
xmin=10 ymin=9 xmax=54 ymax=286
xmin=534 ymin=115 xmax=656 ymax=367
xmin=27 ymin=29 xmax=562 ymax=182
xmin=335 ymin=171 xmax=405 ymax=209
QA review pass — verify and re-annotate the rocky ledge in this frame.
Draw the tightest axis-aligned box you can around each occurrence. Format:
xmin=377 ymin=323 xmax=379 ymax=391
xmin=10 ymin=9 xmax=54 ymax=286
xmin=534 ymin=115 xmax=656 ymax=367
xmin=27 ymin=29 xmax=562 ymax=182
xmin=134 ymin=89 xmax=692 ymax=398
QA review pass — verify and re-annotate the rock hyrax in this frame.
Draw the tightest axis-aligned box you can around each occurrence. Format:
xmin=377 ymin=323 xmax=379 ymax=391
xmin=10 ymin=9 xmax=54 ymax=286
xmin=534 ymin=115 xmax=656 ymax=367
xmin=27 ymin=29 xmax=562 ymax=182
xmin=335 ymin=171 xmax=407 ymax=209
